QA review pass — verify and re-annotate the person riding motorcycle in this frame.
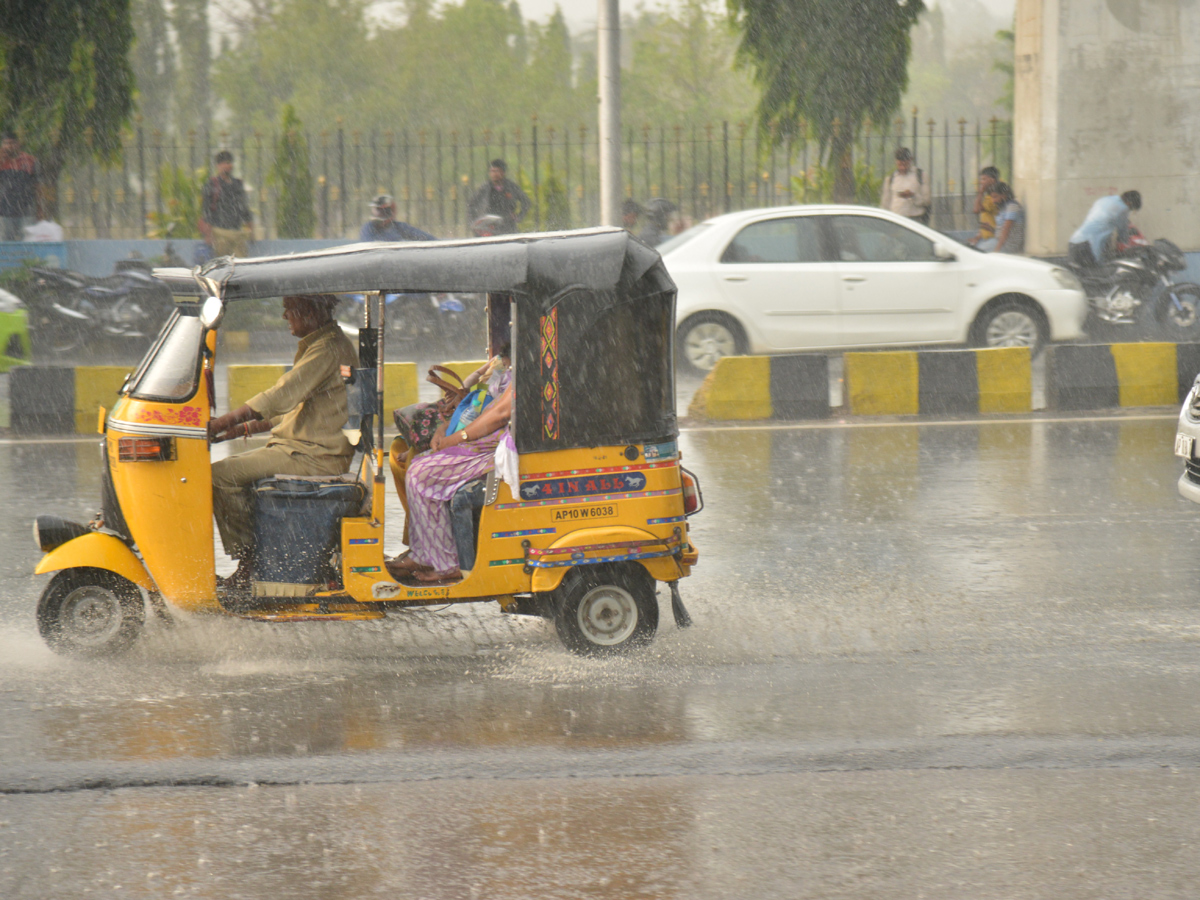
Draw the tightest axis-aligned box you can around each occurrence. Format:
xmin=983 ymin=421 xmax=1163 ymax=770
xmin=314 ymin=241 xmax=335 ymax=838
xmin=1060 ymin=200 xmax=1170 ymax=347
xmin=638 ymin=198 xmax=677 ymax=248
xmin=360 ymin=194 xmax=436 ymax=242
xmin=1068 ymin=190 xmax=1142 ymax=269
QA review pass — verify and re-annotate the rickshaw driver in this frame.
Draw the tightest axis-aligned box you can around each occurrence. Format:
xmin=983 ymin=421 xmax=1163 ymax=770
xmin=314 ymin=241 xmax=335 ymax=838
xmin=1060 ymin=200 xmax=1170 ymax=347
xmin=207 ymin=294 xmax=360 ymax=591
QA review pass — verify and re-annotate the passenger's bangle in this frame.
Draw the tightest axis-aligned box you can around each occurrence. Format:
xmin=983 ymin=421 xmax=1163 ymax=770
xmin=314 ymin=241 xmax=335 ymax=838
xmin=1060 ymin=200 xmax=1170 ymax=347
xmin=461 ymin=430 xmax=470 ymax=443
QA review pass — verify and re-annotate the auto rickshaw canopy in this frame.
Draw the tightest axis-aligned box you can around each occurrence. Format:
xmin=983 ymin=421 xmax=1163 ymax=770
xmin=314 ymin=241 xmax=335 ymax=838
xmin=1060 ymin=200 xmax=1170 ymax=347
xmin=153 ymin=228 xmax=678 ymax=454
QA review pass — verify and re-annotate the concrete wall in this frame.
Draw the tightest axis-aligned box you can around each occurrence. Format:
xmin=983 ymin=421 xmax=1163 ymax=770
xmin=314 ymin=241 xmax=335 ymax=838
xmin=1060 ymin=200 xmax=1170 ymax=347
xmin=1014 ymin=0 xmax=1200 ymax=255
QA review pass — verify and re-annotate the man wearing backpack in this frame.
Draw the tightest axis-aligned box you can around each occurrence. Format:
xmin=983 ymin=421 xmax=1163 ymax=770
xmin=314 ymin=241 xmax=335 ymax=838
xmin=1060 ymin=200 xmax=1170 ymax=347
xmin=879 ymin=147 xmax=931 ymax=225
xmin=199 ymin=150 xmax=253 ymax=258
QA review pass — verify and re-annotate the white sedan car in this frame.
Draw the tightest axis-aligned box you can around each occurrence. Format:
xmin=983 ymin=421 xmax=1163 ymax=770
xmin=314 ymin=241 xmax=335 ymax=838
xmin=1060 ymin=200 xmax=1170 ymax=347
xmin=659 ymin=205 xmax=1088 ymax=374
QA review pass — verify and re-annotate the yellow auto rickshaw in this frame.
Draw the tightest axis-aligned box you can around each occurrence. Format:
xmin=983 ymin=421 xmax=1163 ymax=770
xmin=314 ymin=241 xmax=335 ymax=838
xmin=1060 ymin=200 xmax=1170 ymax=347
xmin=31 ymin=229 xmax=701 ymax=657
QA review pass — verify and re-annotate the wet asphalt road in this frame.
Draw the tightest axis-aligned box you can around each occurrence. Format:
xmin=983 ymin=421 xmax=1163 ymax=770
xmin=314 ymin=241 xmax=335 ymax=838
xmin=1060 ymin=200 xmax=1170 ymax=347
xmin=3 ymin=413 xmax=1200 ymax=898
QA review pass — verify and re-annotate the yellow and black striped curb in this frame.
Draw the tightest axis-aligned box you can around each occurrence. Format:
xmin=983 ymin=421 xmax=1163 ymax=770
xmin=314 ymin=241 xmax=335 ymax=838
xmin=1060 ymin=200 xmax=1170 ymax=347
xmin=689 ymin=347 xmax=1032 ymax=420
xmin=8 ymin=360 xmax=490 ymax=435
xmin=227 ymin=360 xmax=486 ymax=411
xmin=689 ymin=343 xmax=1200 ymax=421
xmin=10 ymin=366 xmax=131 ymax=434
xmin=1046 ymin=342 xmax=1200 ymax=410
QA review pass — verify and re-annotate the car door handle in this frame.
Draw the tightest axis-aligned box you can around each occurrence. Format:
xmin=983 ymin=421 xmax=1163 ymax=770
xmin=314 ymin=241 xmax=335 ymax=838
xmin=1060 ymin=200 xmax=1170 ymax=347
xmin=723 ymin=275 xmax=749 ymax=282
xmin=842 ymin=275 xmax=867 ymax=283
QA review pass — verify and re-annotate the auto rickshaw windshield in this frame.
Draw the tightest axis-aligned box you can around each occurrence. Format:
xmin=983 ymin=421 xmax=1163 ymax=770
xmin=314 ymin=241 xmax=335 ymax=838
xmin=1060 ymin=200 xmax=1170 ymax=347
xmin=128 ymin=309 xmax=206 ymax=402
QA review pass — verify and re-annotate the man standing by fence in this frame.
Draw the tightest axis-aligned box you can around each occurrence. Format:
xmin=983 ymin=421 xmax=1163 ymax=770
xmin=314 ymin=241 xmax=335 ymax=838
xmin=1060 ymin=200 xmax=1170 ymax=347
xmin=0 ymin=133 xmax=39 ymax=242
xmin=199 ymin=151 xmax=253 ymax=258
xmin=467 ymin=159 xmax=530 ymax=235
xmin=879 ymin=147 xmax=931 ymax=225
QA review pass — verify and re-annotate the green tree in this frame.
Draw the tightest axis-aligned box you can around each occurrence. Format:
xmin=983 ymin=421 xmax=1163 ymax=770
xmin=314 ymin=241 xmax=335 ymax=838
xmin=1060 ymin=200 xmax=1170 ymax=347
xmin=0 ymin=0 xmax=136 ymax=216
xmin=994 ymin=29 xmax=1015 ymax=114
xmin=173 ymin=0 xmax=211 ymax=136
xmin=131 ymin=0 xmax=174 ymax=136
xmin=147 ymin=164 xmax=205 ymax=238
xmin=270 ymin=104 xmax=315 ymax=238
xmin=729 ymin=0 xmax=925 ymax=202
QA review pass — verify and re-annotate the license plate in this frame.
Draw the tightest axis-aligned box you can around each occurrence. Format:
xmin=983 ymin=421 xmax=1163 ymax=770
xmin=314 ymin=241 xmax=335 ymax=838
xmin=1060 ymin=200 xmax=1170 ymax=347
xmin=552 ymin=504 xmax=617 ymax=522
xmin=1176 ymin=433 xmax=1195 ymax=459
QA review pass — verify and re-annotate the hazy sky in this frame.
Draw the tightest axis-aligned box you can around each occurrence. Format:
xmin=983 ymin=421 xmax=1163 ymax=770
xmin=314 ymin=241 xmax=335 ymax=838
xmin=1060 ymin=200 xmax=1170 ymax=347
xmin=512 ymin=0 xmax=1017 ymax=33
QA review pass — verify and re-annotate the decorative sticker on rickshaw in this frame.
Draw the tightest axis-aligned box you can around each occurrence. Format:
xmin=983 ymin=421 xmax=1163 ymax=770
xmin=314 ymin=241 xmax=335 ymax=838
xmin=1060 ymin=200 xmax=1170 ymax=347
xmin=642 ymin=441 xmax=678 ymax=460
xmin=647 ymin=515 xmax=686 ymax=525
xmin=519 ymin=471 xmax=646 ymax=501
xmin=540 ymin=309 xmax=559 ymax=440
xmin=135 ymin=406 xmax=203 ymax=427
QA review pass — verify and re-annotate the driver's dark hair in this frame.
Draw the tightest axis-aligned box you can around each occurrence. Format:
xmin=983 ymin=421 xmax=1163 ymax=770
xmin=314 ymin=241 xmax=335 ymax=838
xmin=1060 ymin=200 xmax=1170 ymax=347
xmin=1121 ymin=190 xmax=1142 ymax=211
xmin=980 ymin=166 xmax=1000 ymax=180
xmin=490 ymin=158 xmax=507 ymax=172
xmin=992 ymin=181 xmax=1014 ymax=202
xmin=214 ymin=149 xmax=233 ymax=165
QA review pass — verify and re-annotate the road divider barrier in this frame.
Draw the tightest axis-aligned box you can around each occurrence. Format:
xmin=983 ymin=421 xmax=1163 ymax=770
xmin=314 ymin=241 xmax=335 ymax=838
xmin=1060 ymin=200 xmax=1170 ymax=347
xmin=11 ymin=366 xmax=131 ymax=434
xmin=689 ymin=342 xmax=1200 ymax=422
xmin=1047 ymin=342 xmax=1200 ymax=410
xmin=8 ymin=359 xmax=488 ymax=435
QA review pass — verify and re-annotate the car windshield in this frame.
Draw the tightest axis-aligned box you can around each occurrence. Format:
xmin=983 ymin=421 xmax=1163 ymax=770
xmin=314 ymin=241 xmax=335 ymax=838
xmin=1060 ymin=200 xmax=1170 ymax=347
xmin=128 ymin=310 xmax=205 ymax=402
xmin=656 ymin=223 xmax=711 ymax=256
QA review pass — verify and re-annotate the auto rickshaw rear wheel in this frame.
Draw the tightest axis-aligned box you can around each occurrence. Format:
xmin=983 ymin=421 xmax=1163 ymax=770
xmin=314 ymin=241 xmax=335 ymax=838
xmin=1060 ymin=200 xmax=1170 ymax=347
xmin=37 ymin=568 xmax=145 ymax=657
xmin=552 ymin=563 xmax=658 ymax=656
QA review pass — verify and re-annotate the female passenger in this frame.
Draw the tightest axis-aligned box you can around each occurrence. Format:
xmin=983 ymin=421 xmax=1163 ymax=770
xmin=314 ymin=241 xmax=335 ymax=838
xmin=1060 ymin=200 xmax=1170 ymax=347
xmin=390 ymin=352 xmax=513 ymax=582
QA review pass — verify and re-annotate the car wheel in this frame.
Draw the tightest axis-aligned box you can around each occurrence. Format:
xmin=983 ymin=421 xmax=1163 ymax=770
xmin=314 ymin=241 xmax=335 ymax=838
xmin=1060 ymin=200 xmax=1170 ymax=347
xmin=552 ymin=563 xmax=659 ymax=657
xmin=677 ymin=312 xmax=746 ymax=376
xmin=972 ymin=296 xmax=1047 ymax=356
xmin=37 ymin=568 xmax=145 ymax=657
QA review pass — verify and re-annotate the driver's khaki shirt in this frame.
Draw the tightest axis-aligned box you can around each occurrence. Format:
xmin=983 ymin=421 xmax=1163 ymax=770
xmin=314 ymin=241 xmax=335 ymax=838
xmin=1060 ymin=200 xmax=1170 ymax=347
xmin=246 ymin=322 xmax=360 ymax=462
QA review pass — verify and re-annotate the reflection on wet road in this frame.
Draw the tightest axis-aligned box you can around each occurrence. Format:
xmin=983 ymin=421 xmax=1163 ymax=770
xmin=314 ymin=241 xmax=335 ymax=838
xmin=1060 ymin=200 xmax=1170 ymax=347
xmin=2 ymin=415 xmax=1200 ymax=898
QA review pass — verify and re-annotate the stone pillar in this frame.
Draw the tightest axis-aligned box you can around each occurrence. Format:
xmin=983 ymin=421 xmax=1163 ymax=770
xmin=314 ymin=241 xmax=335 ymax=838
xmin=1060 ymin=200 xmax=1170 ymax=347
xmin=1014 ymin=0 xmax=1200 ymax=255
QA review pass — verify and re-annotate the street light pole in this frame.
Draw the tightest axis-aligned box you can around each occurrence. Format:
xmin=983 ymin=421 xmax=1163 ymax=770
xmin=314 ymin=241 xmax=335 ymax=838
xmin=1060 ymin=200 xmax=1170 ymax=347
xmin=598 ymin=0 xmax=621 ymax=227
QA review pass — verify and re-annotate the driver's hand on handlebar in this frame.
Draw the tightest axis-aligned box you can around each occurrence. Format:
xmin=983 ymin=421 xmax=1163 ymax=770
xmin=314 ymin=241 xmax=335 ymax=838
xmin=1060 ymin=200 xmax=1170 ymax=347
xmin=207 ymin=405 xmax=263 ymax=443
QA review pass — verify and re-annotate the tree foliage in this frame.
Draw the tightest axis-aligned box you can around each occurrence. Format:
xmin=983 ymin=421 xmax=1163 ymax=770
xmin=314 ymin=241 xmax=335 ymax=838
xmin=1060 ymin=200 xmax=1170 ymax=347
xmin=0 ymin=0 xmax=136 ymax=210
xmin=131 ymin=0 xmax=174 ymax=136
xmin=270 ymin=104 xmax=315 ymax=238
xmin=210 ymin=0 xmax=755 ymax=140
xmin=728 ymin=0 xmax=924 ymax=200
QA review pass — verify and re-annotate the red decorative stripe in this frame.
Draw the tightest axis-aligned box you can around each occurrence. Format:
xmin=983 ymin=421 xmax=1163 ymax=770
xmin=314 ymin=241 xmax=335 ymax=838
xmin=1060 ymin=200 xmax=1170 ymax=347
xmin=521 ymin=459 xmax=677 ymax=480
xmin=496 ymin=487 xmax=681 ymax=510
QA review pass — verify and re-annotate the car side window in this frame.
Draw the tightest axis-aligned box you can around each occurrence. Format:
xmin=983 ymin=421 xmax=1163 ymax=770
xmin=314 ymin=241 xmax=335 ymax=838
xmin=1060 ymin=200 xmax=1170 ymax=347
xmin=721 ymin=218 xmax=824 ymax=264
xmin=832 ymin=216 xmax=936 ymax=263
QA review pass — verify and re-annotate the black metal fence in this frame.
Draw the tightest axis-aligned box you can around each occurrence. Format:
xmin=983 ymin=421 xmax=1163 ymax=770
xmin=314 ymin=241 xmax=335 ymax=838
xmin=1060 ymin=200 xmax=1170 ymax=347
xmin=58 ymin=114 xmax=1013 ymax=240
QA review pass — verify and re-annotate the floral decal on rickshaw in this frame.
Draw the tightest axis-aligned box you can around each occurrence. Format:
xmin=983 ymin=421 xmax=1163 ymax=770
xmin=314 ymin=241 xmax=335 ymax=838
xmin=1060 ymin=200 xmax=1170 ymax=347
xmin=135 ymin=406 xmax=203 ymax=427
xmin=541 ymin=309 xmax=559 ymax=440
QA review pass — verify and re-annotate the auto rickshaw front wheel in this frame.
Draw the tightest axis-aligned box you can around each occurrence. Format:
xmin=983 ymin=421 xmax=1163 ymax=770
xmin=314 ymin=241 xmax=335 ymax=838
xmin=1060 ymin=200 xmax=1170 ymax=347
xmin=37 ymin=568 xmax=145 ymax=658
xmin=552 ymin=563 xmax=659 ymax=657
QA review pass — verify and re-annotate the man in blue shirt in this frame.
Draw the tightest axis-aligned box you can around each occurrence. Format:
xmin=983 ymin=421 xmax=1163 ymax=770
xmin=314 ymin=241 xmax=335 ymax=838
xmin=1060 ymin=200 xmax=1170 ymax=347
xmin=360 ymin=194 xmax=436 ymax=242
xmin=1068 ymin=190 xmax=1141 ymax=268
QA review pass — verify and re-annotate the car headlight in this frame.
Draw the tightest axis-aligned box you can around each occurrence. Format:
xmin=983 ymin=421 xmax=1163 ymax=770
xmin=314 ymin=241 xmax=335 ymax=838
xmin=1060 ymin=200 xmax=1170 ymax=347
xmin=1050 ymin=267 xmax=1082 ymax=291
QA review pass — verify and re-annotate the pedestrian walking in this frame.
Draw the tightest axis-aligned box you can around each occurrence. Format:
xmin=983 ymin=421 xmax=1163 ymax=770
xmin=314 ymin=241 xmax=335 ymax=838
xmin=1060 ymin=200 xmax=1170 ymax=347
xmin=0 ymin=132 xmax=39 ymax=242
xmin=199 ymin=150 xmax=254 ymax=258
xmin=466 ymin=159 xmax=530 ymax=235
xmin=879 ymin=147 xmax=931 ymax=225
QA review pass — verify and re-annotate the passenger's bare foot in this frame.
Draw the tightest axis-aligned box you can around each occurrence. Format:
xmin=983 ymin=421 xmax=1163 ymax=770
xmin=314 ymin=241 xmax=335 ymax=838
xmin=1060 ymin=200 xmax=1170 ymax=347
xmin=386 ymin=554 xmax=431 ymax=577
xmin=413 ymin=567 xmax=461 ymax=583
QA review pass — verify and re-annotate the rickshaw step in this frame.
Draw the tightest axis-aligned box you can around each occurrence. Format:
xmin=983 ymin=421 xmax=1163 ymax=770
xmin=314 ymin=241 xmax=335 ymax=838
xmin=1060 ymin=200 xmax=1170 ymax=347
xmin=235 ymin=603 xmax=385 ymax=622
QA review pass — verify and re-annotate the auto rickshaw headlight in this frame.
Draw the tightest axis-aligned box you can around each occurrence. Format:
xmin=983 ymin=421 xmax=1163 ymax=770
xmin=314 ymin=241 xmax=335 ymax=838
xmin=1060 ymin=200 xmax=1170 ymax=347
xmin=200 ymin=295 xmax=225 ymax=329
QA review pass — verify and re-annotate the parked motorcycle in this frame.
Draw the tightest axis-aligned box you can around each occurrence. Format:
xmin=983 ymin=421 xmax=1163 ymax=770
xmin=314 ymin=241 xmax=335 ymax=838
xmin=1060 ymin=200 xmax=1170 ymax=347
xmin=26 ymin=259 xmax=175 ymax=357
xmin=338 ymin=291 xmax=485 ymax=358
xmin=1075 ymin=231 xmax=1200 ymax=340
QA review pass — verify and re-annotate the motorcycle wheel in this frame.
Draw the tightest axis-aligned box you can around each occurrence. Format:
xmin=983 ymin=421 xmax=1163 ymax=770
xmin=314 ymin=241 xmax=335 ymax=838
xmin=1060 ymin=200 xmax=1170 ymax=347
xmin=1151 ymin=283 xmax=1200 ymax=341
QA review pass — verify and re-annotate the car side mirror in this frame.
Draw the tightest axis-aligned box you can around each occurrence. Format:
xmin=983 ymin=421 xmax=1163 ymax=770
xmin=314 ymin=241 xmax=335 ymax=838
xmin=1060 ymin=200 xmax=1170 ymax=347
xmin=933 ymin=244 xmax=957 ymax=262
xmin=200 ymin=295 xmax=225 ymax=329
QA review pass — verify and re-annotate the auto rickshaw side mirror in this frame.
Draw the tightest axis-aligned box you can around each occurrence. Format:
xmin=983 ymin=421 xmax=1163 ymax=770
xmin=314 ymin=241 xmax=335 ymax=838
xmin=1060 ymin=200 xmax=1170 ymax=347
xmin=200 ymin=295 xmax=225 ymax=329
